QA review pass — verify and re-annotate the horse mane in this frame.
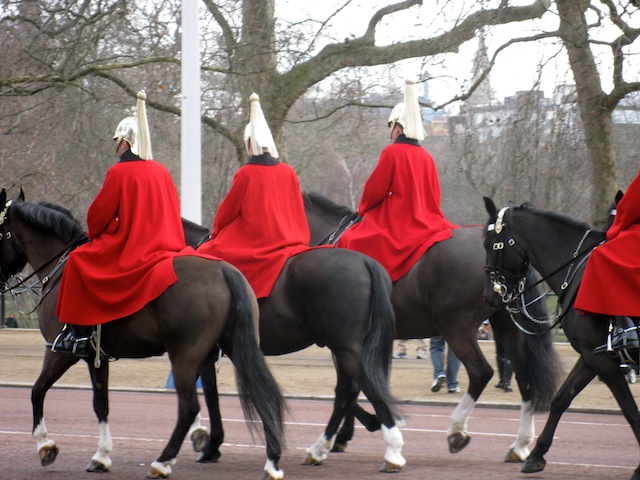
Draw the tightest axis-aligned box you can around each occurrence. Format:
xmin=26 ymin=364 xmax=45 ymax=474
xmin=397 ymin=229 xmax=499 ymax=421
xmin=303 ymin=191 xmax=354 ymax=217
xmin=12 ymin=200 xmax=87 ymax=244
xmin=517 ymin=202 xmax=591 ymax=231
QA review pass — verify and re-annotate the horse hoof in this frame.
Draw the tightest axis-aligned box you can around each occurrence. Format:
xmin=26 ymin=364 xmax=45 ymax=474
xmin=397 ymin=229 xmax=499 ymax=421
xmin=522 ymin=455 xmax=546 ymax=473
xmin=504 ymin=448 xmax=526 ymax=463
xmin=301 ymin=453 xmax=323 ymax=466
xmin=196 ymin=450 xmax=221 ymax=463
xmin=86 ymin=459 xmax=110 ymax=472
xmin=447 ymin=432 xmax=471 ymax=453
xmin=331 ymin=442 xmax=347 ymax=453
xmin=39 ymin=444 xmax=59 ymax=466
xmin=190 ymin=428 xmax=210 ymax=452
xmin=147 ymin=460 xmax=174 ymax=479
xmin=259 ymin=471 xmax=283 ymax=480
xmin=146 ymin=470 xmax=170 ymax=479
xmin=379 ymin=460 xmax=404 ymax=473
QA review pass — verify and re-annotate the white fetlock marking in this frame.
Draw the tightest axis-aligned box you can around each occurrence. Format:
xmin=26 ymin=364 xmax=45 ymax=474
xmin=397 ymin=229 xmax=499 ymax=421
xmin=382 ymin=425 xmax=406 ymax=467
xmin=305 ymin=433 xmax=336 ymax=462
xmin=510 ymin=400 xmax=534 ymax=459
xmin=92 ymin=421 xmax=113 ymax=469
xmin=150 ymin=459 xmax=176 ymax=477
xmin=33 ymin=420 xmax=56 ymax=452
xmin=263 ymin=459 xmax=284 ymax=480
xmin=188 ymin=413 xmax=206 ymax=438
xmin=448 ymin=393 xmax=475 ymax=436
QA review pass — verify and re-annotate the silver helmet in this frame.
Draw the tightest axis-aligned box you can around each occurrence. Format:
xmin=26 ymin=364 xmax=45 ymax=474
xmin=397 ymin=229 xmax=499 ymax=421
xmin=388 ymin=79 xmax=424 ymax=141
xmin=112 ymin=91 xmax=153 ymax=160
xmin=243 ymin=93 xmax=279 ymax=158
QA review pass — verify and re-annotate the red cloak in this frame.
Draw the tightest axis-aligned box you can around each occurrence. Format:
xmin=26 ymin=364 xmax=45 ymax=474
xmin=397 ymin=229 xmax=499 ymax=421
xmin=575 ymin=169 xmax=640 ymax=316
xmin=56 ymin=159 xmax=207 ymax=325
xmin=337 ymin=139 xmax=457 ymax=281
xmin=197 ymin=157 xmax=310 ymax=298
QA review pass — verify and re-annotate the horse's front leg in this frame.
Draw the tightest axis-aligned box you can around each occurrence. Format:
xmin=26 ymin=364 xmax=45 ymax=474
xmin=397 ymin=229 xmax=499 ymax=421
xmin=148 ymin=363 xmax=200 ymax=479
xmin=32 ymin=350 xmax=80 ymax=466
xmin=523 ymin=357 xmax=595 ymax=474
xmin=445 ymin=339 xmax=493 ymax=454
xmin=86 ymin=359 xmax=112 ymax=472
xmin=302 ymin=368 xmax=356 ymax=466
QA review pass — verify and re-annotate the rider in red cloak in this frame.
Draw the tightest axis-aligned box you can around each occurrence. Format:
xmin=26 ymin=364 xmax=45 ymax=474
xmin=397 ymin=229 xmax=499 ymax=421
xmin=337 ymin=79 xmax=457 ymax=281
xmin=53 ymin=92 xmax=212 ymax=357
xmin=197 ymin=93 xmax=310 ymax=299
xmin=575 ymin=169 xmax=640 ymax=317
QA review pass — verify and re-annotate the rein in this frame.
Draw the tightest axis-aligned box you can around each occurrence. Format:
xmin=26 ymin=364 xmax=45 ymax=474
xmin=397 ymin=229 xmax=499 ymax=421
xmin=314 ymin=211 xmax=361 ymax=246
xmin=0 ymin=200 xmax=88 ymax=312
xmin=2 ymin=242 xmax=85 ymax=314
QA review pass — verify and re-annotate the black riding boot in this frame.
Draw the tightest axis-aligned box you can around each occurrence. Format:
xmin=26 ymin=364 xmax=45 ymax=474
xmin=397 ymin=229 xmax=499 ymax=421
xmin=52 ymin=324 xmax=92 ymax=358
xmin=494 ymin=354 xmax=505 ymax=389
xmin=501 ymin=358 xmax=513 ymax=392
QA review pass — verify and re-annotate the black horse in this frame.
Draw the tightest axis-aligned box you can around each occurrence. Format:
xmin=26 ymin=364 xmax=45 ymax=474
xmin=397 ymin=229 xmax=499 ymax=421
xmin=482 ymin=197 xmax=640 ymax=480
xmin=182 ymin=217 xmax=404 ymax=472
xmin=0 ymin=189 xmax=285 ymax=480
xmin=302 ymin=191 xmax=562 ymax=460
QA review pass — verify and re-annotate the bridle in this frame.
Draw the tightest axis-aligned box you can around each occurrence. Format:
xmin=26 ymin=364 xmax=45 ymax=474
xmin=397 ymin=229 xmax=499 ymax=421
xmin=485 ymin=207 xmax=531 ymax=304
xmin=485 ymin=206 xmax=597 ymax=334
xmin=0 ymin=200 xmax=27 ymax=285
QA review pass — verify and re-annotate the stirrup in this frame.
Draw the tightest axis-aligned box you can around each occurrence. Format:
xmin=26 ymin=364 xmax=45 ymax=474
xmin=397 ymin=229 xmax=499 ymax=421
xmin=73 ymin=338 xmax=91 ymax=358
xmin=594 ymin=317 xmax=640 ymax=363
xmin=51 ymin=329 xmax=92 ymax=358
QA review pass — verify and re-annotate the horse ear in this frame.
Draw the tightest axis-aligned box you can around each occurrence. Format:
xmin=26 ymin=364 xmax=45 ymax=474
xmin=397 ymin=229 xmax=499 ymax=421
xmin=483 ymin=196 xmax=497 ymax=219
xmin=0 ymin=188 xmax=5 ymax=206
xmin=18 ymin=187 xmax=25 ymax=201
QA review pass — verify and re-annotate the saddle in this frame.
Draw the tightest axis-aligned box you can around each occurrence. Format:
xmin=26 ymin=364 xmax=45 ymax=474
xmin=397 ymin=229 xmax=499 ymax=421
xmin=594 ymin=316 xmax=640 ymax=365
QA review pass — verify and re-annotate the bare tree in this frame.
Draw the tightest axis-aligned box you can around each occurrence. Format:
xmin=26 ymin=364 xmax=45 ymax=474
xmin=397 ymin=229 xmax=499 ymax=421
xmin=4 ymin=0 xmax=639 ymax=228
xmin=555 ymin=0 xmax=640 ymax=226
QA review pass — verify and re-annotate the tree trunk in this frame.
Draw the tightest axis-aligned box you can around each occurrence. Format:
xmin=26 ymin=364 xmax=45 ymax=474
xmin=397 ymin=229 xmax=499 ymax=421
xmin=556 ymin=0 xmax=617 ymax=227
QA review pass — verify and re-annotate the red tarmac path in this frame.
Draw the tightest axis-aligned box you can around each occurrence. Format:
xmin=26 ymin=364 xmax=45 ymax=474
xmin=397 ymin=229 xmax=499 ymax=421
xmin=0 ymin=385 xmax=637 ymax=480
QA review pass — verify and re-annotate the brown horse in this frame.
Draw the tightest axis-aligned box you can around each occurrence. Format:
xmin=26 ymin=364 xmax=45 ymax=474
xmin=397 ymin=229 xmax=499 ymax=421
xmin=0 ymin=189 xmax=285 ymax=480
xmin=302 ymin=191 xmax=562 ymax=460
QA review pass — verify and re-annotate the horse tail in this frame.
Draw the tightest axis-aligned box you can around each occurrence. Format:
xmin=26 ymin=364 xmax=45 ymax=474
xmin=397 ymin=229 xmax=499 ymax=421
xmin=360 ymin=258 xmax=401 ymax=421
xmin=512 ymin=268 xmax=563 ymax=412
xmin=220 ymin=267 xmax=286 ymax=455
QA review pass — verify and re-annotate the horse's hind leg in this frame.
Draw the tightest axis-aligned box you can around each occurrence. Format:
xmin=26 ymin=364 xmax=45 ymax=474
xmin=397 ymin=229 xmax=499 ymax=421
xmin=594 ymin=358 xmax=640 ymax=480
xmin=333 ymin=403 xmax=381 ymax=452
xmin=523 ymin=356 xmax=595 ymax=474
xmin=444 ymin=334 xmax=493 ymax=454
xmin=193 ymin=350 xmax=224 ymax=463
xmin=31 ymin=350 xmax=80 ymax=467
xmin=86 ymin=360 xmax=113 ymax=472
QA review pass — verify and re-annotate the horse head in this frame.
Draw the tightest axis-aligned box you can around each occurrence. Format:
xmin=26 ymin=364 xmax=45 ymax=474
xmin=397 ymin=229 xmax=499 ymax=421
xmin=0 ymin=188 xmax=28 ymax=283
xmin=482 ymin=197 xmax=530 ymax=309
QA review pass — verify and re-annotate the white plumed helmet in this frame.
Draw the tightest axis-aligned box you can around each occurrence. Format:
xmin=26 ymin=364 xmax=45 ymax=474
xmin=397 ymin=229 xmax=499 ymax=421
xmin=113 ymin=90 xmax=153 ymax=160
xmin=243 ymin=93 xmax=279 ymax=158
xmin=387 ymin=79 xmax=425 ymax=141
